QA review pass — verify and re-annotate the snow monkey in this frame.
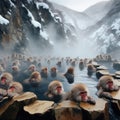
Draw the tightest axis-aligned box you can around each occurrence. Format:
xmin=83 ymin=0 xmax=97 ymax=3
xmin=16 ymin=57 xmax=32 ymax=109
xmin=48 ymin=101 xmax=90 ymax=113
xmin=96 ymin=75 xmax=119 ymax=99
xmin=29 ymin=71 xmax=42 ymax=87
xmin=45 ymin=80 xmax=65 ymax=103
xmin=7 ymin=82 xmax=23 ymax=97
xmin=23 ymin=71 xmax=42 ymax=87
xmin=65 ymin=83 xmax=96 ymax=105
xmin=0 ymin=72 xmax=13 ymax=89
xmin=64 ymin=67 xmax=74 ymax=84
xmin=40 ymin=67 xmax=48 ymax=79
xmin=87 ymin=64 xmax=96 ymax=77
xmin=79 ymin=59 xmax=84 ymax=71
xmin=50 ymin=67 xmax=57 ymax=78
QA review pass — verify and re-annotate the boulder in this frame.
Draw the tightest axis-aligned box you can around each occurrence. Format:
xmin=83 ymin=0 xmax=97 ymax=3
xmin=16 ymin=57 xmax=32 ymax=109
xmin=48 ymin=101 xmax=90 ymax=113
xmin=24 ymin=100 xmax=54 ymax=114
xmin=55 ymin=100 xmax=82 ymax=120
xmin=80 ymin=99 xmax=107 ymax=120
xmin=0 ymin=92 xmax=37 ymax=120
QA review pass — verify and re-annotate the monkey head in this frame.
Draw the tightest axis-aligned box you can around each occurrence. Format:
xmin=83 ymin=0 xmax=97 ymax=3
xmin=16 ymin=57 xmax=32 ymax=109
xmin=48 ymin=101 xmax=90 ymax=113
xmin=7 ymin=82 xmax=23 ymax=97
xmin=50 ymin=67 xmax=57 ymax=78
xmin=48 ymin=80 xmax=64 ymax=96
xmin=67 ymin=67 xmax=74 ymax=74
xmin=0 ymin=72 xmax=13 ymax=86
xmin=12 ymin=65 xmax=19 ymax=72
xmin=97 ymin=75 xmax=118 ymax=91
xmin=40 ymin=67 xmax=48 ymax=78
xmin=28 ymin=64 xmax=36 ymax=72
xmin=70 ymin=83 xmax=89 ymax=102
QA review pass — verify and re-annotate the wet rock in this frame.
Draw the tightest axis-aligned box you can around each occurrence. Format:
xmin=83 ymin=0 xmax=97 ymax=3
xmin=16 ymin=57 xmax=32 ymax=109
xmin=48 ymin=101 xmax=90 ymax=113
xmin=80 ymin=99 xmax=107 ymax=120
xmin=113 ymin=62 xmax=120 ymax=70
xmin=55 ymin=100 xmax=82 ymax=120
xmin=24 ymin=100 xmax=54 ymax=114
xmin=0 ymin=92 xmax=37 ymax=120
xmin=115 ymin=71 xmax=120 ymax=79
xmin=96 ymin=70 xmax=110 ymax=79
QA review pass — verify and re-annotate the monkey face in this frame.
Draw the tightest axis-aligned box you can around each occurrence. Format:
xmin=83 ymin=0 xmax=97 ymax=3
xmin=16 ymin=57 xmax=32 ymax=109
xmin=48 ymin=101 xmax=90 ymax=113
xmin=7 ymin=82 xmax=23 ymax=97
xmin=50 ymin=67 xmax=57 ymax=78
xmin=28 ymin=65 xmax=36 ymax=72
xmin=0 ymin=76 xmax=7 ymax=85
xmin=48 ymin=81 xmax=64 ymax=95
xmin=71 ymin=83 xmax=89 ymax=102
xmin=0 ymin=73 xmax=13 ymax=85
xmin=99 ymin=76 xmax=115 ymax=91
xmin=106 ymin=80 xmax=114 ymax=91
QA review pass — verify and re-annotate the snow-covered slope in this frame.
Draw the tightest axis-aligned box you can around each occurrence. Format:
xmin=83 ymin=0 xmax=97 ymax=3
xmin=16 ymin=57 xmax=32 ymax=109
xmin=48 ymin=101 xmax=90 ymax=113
xmin=52 ymin=2 xmax=95 ymax=30
xmin=84 ymin=1 xmax=112 ymax=21
xmin=88 ymin=0 xmax=120 ymax=55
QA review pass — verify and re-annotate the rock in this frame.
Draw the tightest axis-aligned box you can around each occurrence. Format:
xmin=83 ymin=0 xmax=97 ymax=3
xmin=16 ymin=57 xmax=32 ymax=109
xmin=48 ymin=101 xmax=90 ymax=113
xmin=115 ymin=71 xmax=120 ymax=79
xmin=0 ymin=92 xmax=37 ymax=120
xmin=96 ymin=70 xmax=110 ymax=79
xmin=113 ymin=62 xmax=120 ymax=70
xmin=55 ymin=100 xmax=82 ymax=120
xmin=24 ymin=100 xmax=54 ymax=114
xmin=80 ymin=99 xmax=107 ymax=120
xmin=111 ymin=89 xmax=120 ymax=101
xmin=96 ymin=65 xmax=108 ymax=71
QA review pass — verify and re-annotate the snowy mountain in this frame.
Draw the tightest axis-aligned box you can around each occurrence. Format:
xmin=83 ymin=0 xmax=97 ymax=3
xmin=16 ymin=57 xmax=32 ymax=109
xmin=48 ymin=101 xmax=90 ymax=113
xmin=84 ymin=1 xmax=112 ymax=22
xmin=52 ymin=3 xmax=95 ymax=30
xmin=0 ymin=0 xmax=77 ymax=55
xmin=0 ymin=0 xmax=119 ymax=57
xmin=87 ymin=0 xmax=120 ymax=55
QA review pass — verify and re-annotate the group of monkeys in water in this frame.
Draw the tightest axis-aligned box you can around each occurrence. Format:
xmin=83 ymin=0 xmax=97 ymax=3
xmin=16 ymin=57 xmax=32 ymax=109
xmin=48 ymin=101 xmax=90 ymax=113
xmin=0 ymin=53 xmax=119 ymax=105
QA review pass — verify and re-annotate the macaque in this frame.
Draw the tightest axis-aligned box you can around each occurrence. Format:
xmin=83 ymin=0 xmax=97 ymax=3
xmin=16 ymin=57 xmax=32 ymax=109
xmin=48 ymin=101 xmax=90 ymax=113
xmin=79 ymin=59 xmax=84 ymax=71
xmin=65 ymin=83 xmax=96 ymax=105
xmin=28 ymin=64 xmax=36 ymax=73
xmin=96 ymin=75 xmax=119 ymax=99
xmin=0 ymin=72 xmax=13 ymax=89
xmin=7 ymin=82 xmax=23 ymax=97
xmin=12 ymin=60 xmax=20 ymax=67
xmin=11 ymin=65 xmax=20 ymax=80
xmin=40 ymin=67 xmax=48 ymax=79
xmin=23 ymin=64 xmax=36 ymax=79
xmin=64 ymin=67 xmax=74 ymax=84
xmin=71 ymin=60 xmax=76 ymax=67
xmin=87 ymin=64 xmax=96 ymax=77
xmin=24 ymin=71 xmax=42 ymax=87
xmin=50 ymin=67 xmax=57 ymax=78
xmin=45 ymin=80 xmax=64 ymax=103
xmin=56 ymin=61 xmax=62 ymax=67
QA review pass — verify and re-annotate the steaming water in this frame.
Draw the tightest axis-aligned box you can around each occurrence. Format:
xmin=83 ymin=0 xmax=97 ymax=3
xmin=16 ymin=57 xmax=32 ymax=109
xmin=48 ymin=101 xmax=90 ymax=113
xmin=23 ymin=61 xmax=115 ymax=101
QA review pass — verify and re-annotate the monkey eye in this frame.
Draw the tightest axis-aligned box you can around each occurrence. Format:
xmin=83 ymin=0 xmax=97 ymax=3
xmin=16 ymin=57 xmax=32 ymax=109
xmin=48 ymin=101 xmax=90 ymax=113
xmin=107 ymin=81 xmax=113 ymax=84
xmin=1 ymin=77 xmax=7 ymax=80
xmin=80 ymin=91 xmax=87 ymax=95
xmin=56 ymin=86 xmax=62 ymax=89
xmin=9 ymin=86 xmax=15 ymax=90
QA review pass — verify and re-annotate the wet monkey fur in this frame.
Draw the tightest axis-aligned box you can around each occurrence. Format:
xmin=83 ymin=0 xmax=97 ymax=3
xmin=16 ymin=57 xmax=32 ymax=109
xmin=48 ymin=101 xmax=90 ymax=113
xmin=65 ymin=83 xmax=96 ymax=105
xmin=96 ymin=75 xmax=119 ymax=99
xmin=45 ymin=80 xmax=65 ymax=103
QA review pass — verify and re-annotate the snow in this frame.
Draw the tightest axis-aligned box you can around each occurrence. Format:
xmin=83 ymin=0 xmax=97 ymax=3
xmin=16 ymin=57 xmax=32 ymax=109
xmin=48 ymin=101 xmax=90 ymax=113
xmin=0 ymin=15 xmax=9 ymax=25
xmin=111 ymin=18 xmax=120 ymax=35
xmin=27 ymin=0 xmax=33 ymax=4
xmin=22 ymin=4 xmax=41 ymax=29
xmin=36 ymin=2 xmax=49 ymax=9
xmin=90 ymin=24 xmax=117 ymax=53
xmin=40 ymin=30 xmax=48 ymax=40
xmin=35 ymin=2 xmax=55 ymax=20
xmin=28 ymin=11 xmax=41 ymax=28
xmin=9 ymin=0 xmax=15 ymax=7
